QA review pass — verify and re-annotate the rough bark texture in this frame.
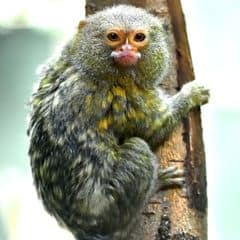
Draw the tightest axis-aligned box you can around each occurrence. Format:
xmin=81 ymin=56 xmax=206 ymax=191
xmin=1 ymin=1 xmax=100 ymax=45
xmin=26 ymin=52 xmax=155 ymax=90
xmin=85 ymin=0 xmax=207 ymax=239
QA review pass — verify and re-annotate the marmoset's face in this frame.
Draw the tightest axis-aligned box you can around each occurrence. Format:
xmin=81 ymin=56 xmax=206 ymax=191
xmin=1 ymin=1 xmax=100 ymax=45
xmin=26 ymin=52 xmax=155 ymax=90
xmin=105 ymin=28 xmax=149 ymax=67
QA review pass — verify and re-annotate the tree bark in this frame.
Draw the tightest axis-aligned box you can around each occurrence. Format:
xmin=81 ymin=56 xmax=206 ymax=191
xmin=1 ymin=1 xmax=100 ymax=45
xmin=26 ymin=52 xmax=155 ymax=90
xmin=85 ymin=0 xmax=208 ymax=239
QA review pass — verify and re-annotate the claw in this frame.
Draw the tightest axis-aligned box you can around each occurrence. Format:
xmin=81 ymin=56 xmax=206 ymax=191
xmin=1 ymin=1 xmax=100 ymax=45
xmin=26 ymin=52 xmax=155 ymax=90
xmin=181 ymin=81 xmax=210 ymax=107
xmin=164 ymin=177 xmax=185 ymax=186
xmin=158 ymin=166 xmax=177 ymax=178
xmin=158 ymin=166 xmax=184 ymax=178
xmin=157 ymin=166 xmax=185 ymax=190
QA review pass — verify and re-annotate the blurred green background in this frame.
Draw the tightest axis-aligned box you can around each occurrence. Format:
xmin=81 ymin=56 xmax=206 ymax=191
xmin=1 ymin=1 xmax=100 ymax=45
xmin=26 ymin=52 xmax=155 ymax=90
xmin=0 ymin=0 xmax=239 ymax=239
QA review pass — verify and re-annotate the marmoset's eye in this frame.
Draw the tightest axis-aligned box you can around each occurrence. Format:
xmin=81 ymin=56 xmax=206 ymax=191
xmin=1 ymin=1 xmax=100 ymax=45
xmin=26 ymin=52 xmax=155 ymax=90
xmin=107 ymin=32 xmax=120 ymax=41
xmin=134 ymin=33 xmax=146 ymax=42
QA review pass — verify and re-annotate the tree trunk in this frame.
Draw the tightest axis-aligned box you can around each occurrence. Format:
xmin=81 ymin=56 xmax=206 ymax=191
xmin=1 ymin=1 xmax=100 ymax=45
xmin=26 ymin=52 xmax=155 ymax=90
xmin=85 ymin=0 xmax=208 ymax=239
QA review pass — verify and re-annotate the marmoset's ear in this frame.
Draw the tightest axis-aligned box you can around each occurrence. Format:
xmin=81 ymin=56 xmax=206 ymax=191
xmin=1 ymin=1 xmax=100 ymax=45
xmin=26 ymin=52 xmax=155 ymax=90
xmin=78 ymin=20 xmax=87 ymax=31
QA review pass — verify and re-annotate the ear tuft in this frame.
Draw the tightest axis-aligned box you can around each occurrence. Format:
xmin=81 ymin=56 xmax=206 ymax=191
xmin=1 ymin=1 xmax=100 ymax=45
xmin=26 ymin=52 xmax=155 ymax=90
xmin=78 ymin=20 xmax=87 ymax=31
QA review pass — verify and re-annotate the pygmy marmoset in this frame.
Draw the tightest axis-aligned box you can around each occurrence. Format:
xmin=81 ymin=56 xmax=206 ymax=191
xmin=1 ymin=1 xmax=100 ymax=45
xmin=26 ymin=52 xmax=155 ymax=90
xmin=28 ymin=5 xmax=209 ymax=240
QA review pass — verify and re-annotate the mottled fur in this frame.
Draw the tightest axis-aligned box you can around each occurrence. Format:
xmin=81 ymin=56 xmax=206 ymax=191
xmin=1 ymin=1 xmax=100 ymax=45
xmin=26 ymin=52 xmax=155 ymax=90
xmin=28 ymin=5 xmax=209 ymax=240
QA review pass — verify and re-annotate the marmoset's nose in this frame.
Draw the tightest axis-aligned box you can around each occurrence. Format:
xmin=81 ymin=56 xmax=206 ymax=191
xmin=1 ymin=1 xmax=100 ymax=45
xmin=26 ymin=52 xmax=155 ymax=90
xmin=119 ymin=44 xmax=133 ymax=52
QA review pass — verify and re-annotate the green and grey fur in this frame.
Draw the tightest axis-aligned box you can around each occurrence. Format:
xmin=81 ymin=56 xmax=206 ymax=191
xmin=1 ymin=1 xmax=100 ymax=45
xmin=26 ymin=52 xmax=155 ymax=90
xmin=28 ymin=5 xmax=209 ymax=240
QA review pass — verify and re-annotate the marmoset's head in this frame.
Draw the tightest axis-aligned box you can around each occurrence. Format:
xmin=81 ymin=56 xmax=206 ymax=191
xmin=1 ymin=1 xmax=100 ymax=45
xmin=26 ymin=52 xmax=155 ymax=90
xmin=68 ymin=5 xmax=170 ymax=87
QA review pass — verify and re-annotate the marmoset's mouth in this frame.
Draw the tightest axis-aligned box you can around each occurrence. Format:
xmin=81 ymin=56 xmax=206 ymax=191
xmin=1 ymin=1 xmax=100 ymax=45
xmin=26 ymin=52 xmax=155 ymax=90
xmin=111 ymin=48 xmax=141 ymax=67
